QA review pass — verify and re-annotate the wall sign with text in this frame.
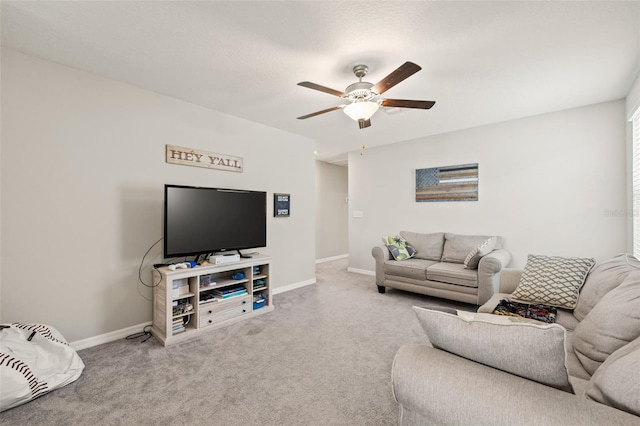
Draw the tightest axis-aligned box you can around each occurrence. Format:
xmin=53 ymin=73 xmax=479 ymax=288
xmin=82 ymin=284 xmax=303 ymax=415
xmin=274 ymin=193 xmax=290 ymax=217
xmin=165 ymin=144 xmax=243 ymax=173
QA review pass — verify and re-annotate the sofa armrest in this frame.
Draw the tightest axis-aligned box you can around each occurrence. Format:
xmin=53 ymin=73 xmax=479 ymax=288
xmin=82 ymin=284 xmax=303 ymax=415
xmin=498 ymin=268 xmax=523 ymax=293
xmin=372 ymin=245 xmax=391 ymax=262
xmin=477 ymin=269 xmax=523 ymax=313
xmin=476 ymin=249 xmax=511 ymax=305
xmin=392 ymin=344 xmax=638 ymax=426
xmin=371 ymin=245 xmax=390 ymax=286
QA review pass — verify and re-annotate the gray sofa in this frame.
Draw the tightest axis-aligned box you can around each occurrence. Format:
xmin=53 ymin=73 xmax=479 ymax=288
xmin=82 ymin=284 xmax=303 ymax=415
xmin=392 ymin=254 xmax=640 ymax=425
xmin=372 ymin=232 xmax=512 ymax=305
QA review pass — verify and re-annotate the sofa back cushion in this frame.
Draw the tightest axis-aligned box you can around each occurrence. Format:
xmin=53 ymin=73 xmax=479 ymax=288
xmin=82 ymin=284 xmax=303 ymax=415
xmin=574 ymin=253 xmax=640 ymax=321
xmin=399 ymin=231 xmax=444 ymax=261
xmin=441 ymin=233 xmax=503 ymax=264
xmin=586 ymin=336 xmax=640 ymax=416
xmin=572 ymin=271 xmax=640 ymax=376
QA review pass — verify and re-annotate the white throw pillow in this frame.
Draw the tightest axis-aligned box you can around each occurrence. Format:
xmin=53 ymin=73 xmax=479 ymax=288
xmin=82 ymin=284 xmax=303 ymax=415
xmin=463 ymin=236 xmax=497 ymax=269
xmin=413 ymin=306 xmax=573 ymax=392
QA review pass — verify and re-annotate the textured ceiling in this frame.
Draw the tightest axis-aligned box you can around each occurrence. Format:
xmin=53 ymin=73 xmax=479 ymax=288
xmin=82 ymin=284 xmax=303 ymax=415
xmin=2 ymin=1 xmax=639 ymax=165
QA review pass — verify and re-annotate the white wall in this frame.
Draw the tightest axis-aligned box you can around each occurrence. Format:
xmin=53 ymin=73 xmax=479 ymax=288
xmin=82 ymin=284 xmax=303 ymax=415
xmin=626 ymin=72 xmax=640 ymax=119
xmin=315 ymin=161 xmax=348 ymax=261
xmin=0 ymin=49 xmax=316 ymax=342
xmin=348 ymin=100 xmax=629 ymax=271
xmin=625 ymin=75 xmax=638 ymax=251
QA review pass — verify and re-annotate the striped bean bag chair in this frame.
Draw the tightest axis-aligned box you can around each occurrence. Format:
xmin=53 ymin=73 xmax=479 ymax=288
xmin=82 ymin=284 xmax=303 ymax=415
xmin=0 ymin=323 xmax=84 ymax=412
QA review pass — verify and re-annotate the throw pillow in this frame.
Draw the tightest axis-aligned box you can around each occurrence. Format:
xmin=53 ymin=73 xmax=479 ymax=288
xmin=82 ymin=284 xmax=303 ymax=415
xmin=572 ymin=271 xmax=640 ymax=376
xmin=586 ymin=336 xmax=640 ymax=416
xmin=511 ymin=254 xmax=596 ymax=309
xmin=413 ymin=306 xmax=573 ymax=392
xmin=463 ymin=236 xmax=497 ymax=269
xmin=382 ymin=235 xmax=416 ymax=261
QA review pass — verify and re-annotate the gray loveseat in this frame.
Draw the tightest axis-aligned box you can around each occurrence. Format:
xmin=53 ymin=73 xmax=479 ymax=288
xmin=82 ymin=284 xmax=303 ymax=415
xmin=392 ymin=254 xmax=640 ymax=425
xmin=372 ymin=232 xmax=512 ymax=305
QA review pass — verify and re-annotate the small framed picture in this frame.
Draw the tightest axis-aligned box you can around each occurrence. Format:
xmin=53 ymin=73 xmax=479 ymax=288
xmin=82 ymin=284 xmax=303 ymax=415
xmin=274 ymin=193 xmax=290 ymax=217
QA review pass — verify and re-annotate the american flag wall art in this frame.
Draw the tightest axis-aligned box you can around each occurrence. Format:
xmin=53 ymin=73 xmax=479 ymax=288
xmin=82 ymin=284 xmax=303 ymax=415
xmin=415 ymin=163 xmax=479 ymax=202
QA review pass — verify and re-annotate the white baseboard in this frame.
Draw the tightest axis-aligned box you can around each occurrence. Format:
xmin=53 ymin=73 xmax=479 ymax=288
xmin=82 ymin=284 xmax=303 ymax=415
xmin=347 ymin=267 xmax=375 ymax=276
xmin=315 ymin=254 xmax=348 ymax=264
xmin=70 ymin=321 xmax=152 ymax=351
xmin=71 ymin=278 xmax=318 ymax=350
xmin=272 ymin=278 xmax=316 ymax=295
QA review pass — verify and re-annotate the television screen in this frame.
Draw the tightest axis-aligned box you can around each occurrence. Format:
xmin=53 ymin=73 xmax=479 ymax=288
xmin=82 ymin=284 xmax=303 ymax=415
xmin=164 ymin=185 xmax=267 ymax=258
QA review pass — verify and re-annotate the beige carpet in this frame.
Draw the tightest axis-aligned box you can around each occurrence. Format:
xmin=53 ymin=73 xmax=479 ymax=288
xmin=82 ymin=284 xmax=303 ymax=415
xmin=0 ymin=258 xmax=474 ymax=425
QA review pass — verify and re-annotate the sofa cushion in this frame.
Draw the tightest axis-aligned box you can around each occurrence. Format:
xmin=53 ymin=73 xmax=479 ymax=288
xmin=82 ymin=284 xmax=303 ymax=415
xmin=574 ymin=253 xmax=640 ymax=322
xmin=399 ymin=231 xmax=444 ymax=261
xmin=441 ymin=233 xmax=501 ymax=264
xmin=511 ymin=254 xmax=596 ymax=309
xmin=382 ymin=235 xmax=416 ymax=261
xmin=413 ymin=306 xmax=573 ymax=392
xmin=426 ymin=263 xmax=478 ymax=288
xmin=572 ymin=272 xmax=640 ymax=376
xmin=463 ymin=236 xmax=497 ymax=270
xmin=565 ymin=333 xmax=591 ymax=380
xmin=585 ymin=336 xmax=640 ymax=416
xmin=384 ymin=258 xmax=436 ymax=280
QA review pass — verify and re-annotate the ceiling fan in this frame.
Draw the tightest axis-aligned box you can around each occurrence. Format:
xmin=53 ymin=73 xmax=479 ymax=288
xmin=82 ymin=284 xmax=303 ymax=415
xmin=297 ymin=61 xmax=435 ymax=129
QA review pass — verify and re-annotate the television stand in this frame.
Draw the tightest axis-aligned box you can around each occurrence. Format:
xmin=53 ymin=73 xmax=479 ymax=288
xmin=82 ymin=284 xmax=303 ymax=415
xmin=151 ymin=254 xmax=273 ymax=346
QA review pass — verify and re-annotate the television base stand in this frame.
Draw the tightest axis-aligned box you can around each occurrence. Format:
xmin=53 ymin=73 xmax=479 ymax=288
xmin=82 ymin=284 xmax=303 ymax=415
xmin=238 ymin=250 xmax=252 ymax=259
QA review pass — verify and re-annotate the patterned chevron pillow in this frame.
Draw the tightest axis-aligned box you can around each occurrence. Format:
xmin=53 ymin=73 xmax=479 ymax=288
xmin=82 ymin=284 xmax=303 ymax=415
xmin=511 ymin=254 xmax=596 ymax=309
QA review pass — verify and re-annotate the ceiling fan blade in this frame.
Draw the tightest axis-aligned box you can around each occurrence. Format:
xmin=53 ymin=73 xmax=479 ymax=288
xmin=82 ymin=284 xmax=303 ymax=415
xmin=297 ymin=81 xmax=346 ymax=98
xmin=380 ymin=99 xmax=435 ymax=109
xmin=372 ymin=62 xmax=422 ymax=95
xmin=358 ymin=119 xmax=371 ymax=129
xmin=297 ymin=106 xmax=343 ymax=120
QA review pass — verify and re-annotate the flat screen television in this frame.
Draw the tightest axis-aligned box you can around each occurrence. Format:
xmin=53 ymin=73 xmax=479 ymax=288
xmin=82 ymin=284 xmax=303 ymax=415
xmin=164 ymin=184 xmax=267 ymax=258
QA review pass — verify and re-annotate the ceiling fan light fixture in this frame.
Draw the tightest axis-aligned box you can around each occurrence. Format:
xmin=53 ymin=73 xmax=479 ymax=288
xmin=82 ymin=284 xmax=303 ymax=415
xmin=297 ymin=62 xmax=432 ymax=129
xmin=343 ymin=101 xmax=379 ymax=121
